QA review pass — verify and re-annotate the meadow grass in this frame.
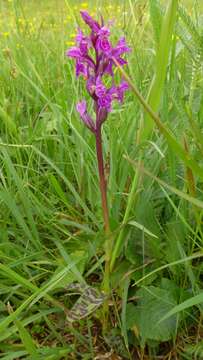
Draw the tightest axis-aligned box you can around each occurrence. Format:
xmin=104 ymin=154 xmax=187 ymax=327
xmin=0 ymin=0 xmax=203 ymax=359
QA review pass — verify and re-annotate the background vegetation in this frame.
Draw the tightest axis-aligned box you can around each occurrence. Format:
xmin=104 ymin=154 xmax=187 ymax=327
xmin=0 ymin=0 xmax=203 ymax=359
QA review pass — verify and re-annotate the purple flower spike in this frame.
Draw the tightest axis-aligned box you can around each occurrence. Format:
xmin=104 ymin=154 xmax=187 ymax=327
xmin=66 ymin=10 xmax=131 ymax=131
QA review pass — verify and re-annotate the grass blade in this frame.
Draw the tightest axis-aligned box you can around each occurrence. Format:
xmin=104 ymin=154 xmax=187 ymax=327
xmin=159 ymin=292 xmax=203 ymax=323
xmin=141 ymin=0 xmax=178 ymax=140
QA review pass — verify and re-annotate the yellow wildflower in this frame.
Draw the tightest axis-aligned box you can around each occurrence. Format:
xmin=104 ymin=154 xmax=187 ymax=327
xmin=66 ymin=40 xmax=75 ymax=46
xmin=81 ymin=2 xmax=88 ymax=8
xmin=3 ymin=32 xmax=10 ymax=37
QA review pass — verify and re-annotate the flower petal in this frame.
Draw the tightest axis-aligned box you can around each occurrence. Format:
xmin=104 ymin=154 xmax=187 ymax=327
xmin=95 ymin=76 xmax=106 ymax=98
xmin=66 ymin=47 xmax=81 ymax=58
xmin=80 ymin=11 xmax=100 ymax=33
xmin=76 ymin=100 xmax=95 ymax=132
xmin=76 ymin=100 xmax=87 ymax=116
xmin=96 ymin=37 xmax=112 ymax=53
xmin=98 ymin=26 xmax=110 ymax=37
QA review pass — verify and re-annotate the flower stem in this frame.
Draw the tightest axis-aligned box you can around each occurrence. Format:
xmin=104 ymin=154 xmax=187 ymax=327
xmin=95 ymin=125 xmax=111 ymax=330
xmin=95 ymin=126 xmax=110 ymax=234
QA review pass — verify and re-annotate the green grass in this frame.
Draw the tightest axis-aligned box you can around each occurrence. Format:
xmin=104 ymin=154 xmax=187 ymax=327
xmin=0 ymin=0 xmax=203 ymax=359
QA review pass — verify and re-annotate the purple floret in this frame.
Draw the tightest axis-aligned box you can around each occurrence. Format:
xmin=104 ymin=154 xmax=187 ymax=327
xmin=80 ymin=11 xmax=101 ymax=33
xmin=76 ymin=100 xmax=95 ymax=132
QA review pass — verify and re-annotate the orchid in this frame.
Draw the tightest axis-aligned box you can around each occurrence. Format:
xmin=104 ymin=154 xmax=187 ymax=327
xmin=66 ymin=11 xmax=131 ymax=130
xmin=66 ymin=11 xmax=131 ymax=326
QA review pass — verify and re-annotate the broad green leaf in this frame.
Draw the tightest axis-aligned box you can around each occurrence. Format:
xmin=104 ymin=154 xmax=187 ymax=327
xmin=126 ymin=286 xmax=177 ymax=346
